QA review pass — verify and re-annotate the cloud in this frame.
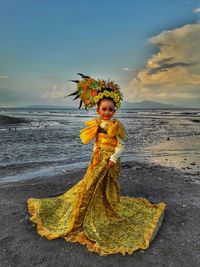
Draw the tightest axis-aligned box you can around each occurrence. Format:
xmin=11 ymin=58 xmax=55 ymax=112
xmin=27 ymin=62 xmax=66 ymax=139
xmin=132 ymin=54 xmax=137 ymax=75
xmin=125 ymin=23 xmax=200 ymax=107
xmin=122 ymin=67 xmax=131 ymax=72
xmin=146 ymin=61 xmax=196 ymax=75
xmin=193 ymin=7 xmax=200 ymax=13
xmin=40 ymin=82 xmax=76 ymax=105
xmin=0 ymin=75 xmax=10 ymax=80
xmin=41 ymin=84 xmax=66 ymax=99
xmin=0 ymin=79 xmax=77 ymax=107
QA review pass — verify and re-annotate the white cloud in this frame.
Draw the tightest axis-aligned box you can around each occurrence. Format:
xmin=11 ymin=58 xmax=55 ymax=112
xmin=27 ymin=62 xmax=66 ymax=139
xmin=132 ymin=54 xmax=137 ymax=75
xmin=124 ymin=23 xmax=200 ymax=106
xmin=41 ymin=84 xmax=66 ymax=99
xmin=40 ymin=82 xmax=76 ymax=106
xmin=193 ymin=7 xmax=200 ymax=13
xmin=0 ymin=75 xmax=9 ymax=80
xmin=122 ymin=67 xmax=131 ymax=72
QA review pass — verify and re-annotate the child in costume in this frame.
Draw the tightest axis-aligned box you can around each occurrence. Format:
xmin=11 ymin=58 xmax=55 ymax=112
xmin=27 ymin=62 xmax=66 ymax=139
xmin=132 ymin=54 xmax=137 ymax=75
xmin=27 ymin=74 xmax=166 ymax=256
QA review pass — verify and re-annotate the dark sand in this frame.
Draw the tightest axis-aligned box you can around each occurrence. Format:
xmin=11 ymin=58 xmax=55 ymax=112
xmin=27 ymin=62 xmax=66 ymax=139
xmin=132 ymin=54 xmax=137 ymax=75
xmin=0 ymin=115 xmax=29 ymax=127
xmin=0 ymin=161 xmax=200 ymax=267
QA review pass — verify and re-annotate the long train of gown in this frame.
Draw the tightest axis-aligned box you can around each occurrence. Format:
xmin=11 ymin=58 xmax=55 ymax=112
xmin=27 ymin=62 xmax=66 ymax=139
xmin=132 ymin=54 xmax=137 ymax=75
xmin=27 ymin=145 xmax=166 ymax=256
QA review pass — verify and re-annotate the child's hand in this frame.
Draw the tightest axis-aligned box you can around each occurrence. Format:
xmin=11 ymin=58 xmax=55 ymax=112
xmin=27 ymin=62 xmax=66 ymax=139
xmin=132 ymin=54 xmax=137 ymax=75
xmin=107 ymin=160 xmax=116 ymax=169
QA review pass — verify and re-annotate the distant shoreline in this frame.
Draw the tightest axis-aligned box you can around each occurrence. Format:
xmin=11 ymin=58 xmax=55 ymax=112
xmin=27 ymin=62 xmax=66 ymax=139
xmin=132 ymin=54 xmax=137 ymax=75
xmin=1 ymin=106 xmax=200 ymax=110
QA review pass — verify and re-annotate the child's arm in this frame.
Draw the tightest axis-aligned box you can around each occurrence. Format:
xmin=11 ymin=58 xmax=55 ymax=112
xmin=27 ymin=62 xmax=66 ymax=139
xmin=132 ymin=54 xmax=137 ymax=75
xmin=109 ymin=135 xmax=125 ymax=164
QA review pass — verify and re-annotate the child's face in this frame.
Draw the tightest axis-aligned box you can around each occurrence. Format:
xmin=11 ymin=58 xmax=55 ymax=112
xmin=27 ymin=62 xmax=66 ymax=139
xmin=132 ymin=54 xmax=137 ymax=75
xmin=96 ymin=99 xmax=116 ymax=120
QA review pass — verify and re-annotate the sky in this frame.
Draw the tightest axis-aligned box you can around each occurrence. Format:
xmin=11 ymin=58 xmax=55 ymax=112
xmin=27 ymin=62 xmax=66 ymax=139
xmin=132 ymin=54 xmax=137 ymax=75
xmin=0 ymin=0 xmax=200 ymax=108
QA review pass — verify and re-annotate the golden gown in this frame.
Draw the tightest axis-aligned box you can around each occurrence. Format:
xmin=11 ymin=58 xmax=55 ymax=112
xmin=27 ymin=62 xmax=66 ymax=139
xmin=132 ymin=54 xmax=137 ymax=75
xmin=27 ymin=117 xmax=166 ymax=256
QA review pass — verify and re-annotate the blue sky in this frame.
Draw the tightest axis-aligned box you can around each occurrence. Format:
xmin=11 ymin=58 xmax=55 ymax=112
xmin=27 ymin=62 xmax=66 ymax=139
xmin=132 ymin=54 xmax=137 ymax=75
xmin=0 ymin=0 xmax=200 ymax=107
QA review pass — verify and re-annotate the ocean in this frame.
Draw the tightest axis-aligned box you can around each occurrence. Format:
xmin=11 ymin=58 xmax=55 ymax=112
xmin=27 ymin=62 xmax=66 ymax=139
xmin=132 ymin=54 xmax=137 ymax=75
xmin=0 ymin=107 xmax=199 ymax=183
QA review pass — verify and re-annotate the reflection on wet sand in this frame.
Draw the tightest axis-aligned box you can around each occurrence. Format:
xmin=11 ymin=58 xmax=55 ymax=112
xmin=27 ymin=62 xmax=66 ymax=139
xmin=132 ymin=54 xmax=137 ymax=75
xmin=144 ymin=135 xmax=200 ymax=175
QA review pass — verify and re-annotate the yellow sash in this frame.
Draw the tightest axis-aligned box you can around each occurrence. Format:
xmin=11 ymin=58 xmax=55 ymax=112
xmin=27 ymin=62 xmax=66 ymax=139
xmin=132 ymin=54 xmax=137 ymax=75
xmin=79 ymin=117 xmax=126 ymax=144
xmin=79 ymin=118 xmax=100 ymax=144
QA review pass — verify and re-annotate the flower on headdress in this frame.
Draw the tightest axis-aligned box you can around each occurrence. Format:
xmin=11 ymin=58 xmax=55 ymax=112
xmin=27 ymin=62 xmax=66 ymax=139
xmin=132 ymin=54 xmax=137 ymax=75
xmin=98 ymin=92 xmax=104 ymax=99
xmin=115 ymin=98 xmax=120 ymax=103
xmin=103 ymin=90 xmax=110 ymax=97
xmin=94 ymin=96 xmax=100 ymax=103
xmin=115 ymin=102 xmax=121 ymax=108
xmin=81 ymin=83 xmax=89 ymax=91
xmin=113 ymin=93 xmax=120 ymax=102
xmin=85 ymin=98 xmax=91 ymax=105
xmin=91 ymin=89 xmax=98 ymax=96
xmin=110 ymin=91 xmax=114 ymax=98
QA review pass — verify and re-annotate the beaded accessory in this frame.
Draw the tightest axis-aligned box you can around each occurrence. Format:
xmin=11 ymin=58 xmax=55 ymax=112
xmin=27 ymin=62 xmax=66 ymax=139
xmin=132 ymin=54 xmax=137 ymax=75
xmin=66 ymin=73 xmax=123 ymax=110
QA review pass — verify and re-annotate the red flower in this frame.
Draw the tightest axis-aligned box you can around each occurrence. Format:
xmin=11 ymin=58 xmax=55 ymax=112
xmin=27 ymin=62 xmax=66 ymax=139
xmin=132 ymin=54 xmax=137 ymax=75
xmin=85 ymin=99 xmax=90 ymax=104
xmin=91 ymin=89 xmax=98 ymax=96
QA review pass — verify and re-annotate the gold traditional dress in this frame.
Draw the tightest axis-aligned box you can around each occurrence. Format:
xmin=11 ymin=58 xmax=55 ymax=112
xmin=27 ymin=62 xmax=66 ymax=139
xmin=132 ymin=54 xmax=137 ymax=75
xmin=27 ymin=117 xmax=166 ymax=256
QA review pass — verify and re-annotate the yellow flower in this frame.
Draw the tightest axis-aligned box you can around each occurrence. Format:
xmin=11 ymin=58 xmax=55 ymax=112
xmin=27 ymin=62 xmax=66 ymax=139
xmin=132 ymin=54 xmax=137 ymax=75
xmin=110 ymin=91 xmax=114 ymax=98
xmin=115 ymin=102 xmax=121 ymax=109
xmin=103 ymin=90 xmax=110 ymax=97
xmin=94 ymin=95 xmax=100 ymax=103
xmin=98 ymin=92 xmax=104 ymax=99
xmin=113 ymin=93 xmax=120 ymax=102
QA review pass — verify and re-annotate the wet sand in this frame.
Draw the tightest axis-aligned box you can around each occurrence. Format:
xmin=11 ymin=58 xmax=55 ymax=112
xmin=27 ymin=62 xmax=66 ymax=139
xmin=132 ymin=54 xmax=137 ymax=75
xmin=0 ymin=161 xmax=199 ymax=267
xmin=143 ymin=135 xmax=200 ymax=175
xmin=0 ymin=115 xmax=29 ymax=127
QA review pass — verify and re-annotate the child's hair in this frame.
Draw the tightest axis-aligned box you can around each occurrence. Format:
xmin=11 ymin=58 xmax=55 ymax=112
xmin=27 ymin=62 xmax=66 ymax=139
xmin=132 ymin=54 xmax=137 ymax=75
xmin=97 ymin=87 xmax=116 ymax=108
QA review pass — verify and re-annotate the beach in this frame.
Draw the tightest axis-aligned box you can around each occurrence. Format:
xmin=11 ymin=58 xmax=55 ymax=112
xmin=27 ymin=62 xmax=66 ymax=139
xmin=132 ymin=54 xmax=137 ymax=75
xmin=0 ymin=108 xmax=200 ymax=266
xmin=0 ymin=160 xmax=200 ymax=267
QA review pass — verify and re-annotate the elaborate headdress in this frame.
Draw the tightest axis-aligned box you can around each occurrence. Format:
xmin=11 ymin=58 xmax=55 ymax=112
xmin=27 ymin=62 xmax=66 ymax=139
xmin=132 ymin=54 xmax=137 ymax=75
xmin=66 ymin=73 xmax=123 ymax=110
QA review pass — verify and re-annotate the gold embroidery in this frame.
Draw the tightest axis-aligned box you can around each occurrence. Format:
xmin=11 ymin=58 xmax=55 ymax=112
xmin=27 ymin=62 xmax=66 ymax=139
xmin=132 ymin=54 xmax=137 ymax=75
xmin=27 ymin=143 xmax=166 ymax=256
